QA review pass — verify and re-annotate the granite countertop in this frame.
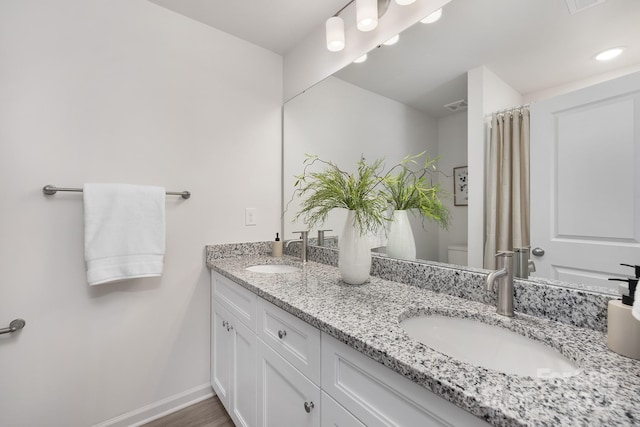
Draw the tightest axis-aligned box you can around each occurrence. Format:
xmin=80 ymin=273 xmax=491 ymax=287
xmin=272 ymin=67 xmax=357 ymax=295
xmin=207 ymin=254 xmax=640 ymax=427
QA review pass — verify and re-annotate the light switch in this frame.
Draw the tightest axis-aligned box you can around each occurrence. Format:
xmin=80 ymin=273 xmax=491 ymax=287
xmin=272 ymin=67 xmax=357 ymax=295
xmin=245 ymin=208 xmax=257 ymax=226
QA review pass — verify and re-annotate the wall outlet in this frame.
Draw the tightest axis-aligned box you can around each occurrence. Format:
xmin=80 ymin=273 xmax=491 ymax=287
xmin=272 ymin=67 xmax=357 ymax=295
xmin=245 ymin=208 xmax=257 ymax=226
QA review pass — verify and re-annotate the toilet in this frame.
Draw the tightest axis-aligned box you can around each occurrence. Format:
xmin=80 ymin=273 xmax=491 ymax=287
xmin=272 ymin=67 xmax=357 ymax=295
xmin=447 ymin=244 xmax=468 ymax=266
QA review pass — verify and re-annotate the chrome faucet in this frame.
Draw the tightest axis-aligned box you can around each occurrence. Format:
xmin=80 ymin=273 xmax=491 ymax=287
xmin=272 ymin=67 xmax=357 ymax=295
xmin=317 ymin=229 xmax=332 ymax=247
xmin=514 ymin=247 xmax=536 ymax=278
xmin=286 ymin=231 xmax=309 ymax=264
xmin=486 ymin=251 xmax=514 ymax=317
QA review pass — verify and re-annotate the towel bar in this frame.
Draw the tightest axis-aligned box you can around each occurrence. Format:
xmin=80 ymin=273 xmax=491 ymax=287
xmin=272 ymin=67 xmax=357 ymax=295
xmin=42 ymin=185 xmax=191 ymax=199
xmin=0 ymin=319 xmax=26 ymax=335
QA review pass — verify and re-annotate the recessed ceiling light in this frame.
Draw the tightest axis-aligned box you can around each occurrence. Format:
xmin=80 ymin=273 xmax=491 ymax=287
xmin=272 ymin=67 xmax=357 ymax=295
xmin=382 ymin=34 xmax=400 ymax=46
xmin=353 ymin=54 xmax=368 ymax=64
xmin=594 ymin=47 xmax=625 ymax=61
xmin=420 ymin=8 xmax=442 ymax=24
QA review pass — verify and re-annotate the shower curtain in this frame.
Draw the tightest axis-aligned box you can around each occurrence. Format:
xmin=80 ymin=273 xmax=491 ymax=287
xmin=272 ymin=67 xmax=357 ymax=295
xmin=484 ymin=107 xmax=530 ymax=269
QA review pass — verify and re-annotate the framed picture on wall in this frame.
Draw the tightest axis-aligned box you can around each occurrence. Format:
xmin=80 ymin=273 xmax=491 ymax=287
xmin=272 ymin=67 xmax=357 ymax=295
xmin=454 ymin=166 xmax=468 ymax=206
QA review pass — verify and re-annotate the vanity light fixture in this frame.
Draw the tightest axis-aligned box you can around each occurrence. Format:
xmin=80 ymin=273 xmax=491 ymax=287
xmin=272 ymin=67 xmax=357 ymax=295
xmin=594 ymin=47 xmax=625 ymax=61
xmin=326 ymin=16 xmax=346 ymax=51
xmin=382 ymin=34 xmax=400 ymax=46
xmin=357 ymin=0 xmax=379 ymax=31
xmin=420 ymin=7 xmax=443 ymax=23
xmin=353 ymin=53 xmax=368 ymax=63
xmin=325 ymin=0 xmax=392 ymax=52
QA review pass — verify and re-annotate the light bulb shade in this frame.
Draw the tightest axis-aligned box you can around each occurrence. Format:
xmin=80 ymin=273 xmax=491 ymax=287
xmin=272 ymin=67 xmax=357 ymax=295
xmin=420 ymin=8 xmax=442 ymax=24
xmin=356 ymin=0 xmax=378 ymax=32
xmin=382 ymin=34 xmax=400 ymax=46
xmin=326 ymin=16 xmax=345 ymax=52
xmin=353 ymin=53 xmax=368 ymax=63
xmin=395 ymin=0 xmax=416 ymax=5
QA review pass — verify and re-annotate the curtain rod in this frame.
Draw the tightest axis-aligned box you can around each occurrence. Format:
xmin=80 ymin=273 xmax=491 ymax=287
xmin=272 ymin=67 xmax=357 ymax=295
xmin=485 ymin=104 xmax=530 ymax=119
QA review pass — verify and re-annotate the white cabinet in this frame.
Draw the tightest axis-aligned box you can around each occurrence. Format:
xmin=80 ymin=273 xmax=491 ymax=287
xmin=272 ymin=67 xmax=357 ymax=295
xmin=257 ymin=337 xmax=321 ymax=427
xmin=257 ymin=298 xmax=321 ymax=384
xmin=211 ymin=271 xmax=258 ymax=427
xmin=211 ymin=301 xmax=232 ymax=409
xmin=211 ymin=271 xmax=488 ymax=427
xmin=321 ymin=391 xmax=365 ymax=427
xmin=321 ymin=333 xmax=490 ymax=427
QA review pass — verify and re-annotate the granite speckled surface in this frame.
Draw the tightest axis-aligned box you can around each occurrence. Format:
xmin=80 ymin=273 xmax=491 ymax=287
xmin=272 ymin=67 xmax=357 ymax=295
xmin=205 ymin=244 xmax=640 ymax=427
xmin=278 ymin=244 xmax=614 ymax=332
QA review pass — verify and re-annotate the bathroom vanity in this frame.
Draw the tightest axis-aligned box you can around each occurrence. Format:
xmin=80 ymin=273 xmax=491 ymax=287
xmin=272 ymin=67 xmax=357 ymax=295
xmin=206 ymin=243 xmax=640 ymax=426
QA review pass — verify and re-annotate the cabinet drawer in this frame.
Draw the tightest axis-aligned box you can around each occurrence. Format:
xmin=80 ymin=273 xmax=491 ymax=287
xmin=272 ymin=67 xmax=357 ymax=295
xmin=257 ymin=298 xmax=321 ymax=384
xmin=321 ymin=391 xmax=365 ymax=427
xmin=321 ymin=333 xmax=490 ymax=427
xmin=212 ymin=271 xmax=257 ymax=332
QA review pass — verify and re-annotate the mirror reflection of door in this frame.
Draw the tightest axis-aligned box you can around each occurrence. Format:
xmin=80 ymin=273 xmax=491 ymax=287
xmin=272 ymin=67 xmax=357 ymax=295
xmin=530 ymin=71 xmax=640 ymax=291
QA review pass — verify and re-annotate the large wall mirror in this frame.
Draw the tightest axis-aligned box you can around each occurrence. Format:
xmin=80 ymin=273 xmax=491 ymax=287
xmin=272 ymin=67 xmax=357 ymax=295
xmin=283 ymin=0 xmax=640 ymax=294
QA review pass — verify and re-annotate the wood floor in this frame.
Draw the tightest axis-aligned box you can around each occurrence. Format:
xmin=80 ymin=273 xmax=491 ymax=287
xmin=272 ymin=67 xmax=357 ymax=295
xmin=143 ymin=396 xmax=234 ymax=427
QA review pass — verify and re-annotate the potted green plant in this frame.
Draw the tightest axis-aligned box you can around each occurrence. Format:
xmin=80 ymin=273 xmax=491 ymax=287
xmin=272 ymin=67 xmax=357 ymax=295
xmin=382 ymin=152 xmax=450 ymax=260
xmin=293 ymin=155 xmax=388 ymax=284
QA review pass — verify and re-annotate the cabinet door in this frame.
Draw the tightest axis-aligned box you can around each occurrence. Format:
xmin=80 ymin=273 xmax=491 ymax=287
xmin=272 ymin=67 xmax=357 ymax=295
xmin=321 ymin=391 xmax=365 ymax=427
xmin=257 ymin=338 xmax=320 ymax=427
xmin=230 ymin=316 xmax=258 ymax=427
xmin=211 ymin=301 xmax=232 ymax=411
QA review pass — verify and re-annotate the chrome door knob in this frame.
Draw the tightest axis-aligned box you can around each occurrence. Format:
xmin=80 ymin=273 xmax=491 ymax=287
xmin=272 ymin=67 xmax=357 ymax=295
xmin=532 ymin=247 xmax=545 ymax=257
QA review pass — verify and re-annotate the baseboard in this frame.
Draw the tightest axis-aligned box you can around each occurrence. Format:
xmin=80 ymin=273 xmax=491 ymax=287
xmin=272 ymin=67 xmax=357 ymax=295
xmin=92 ymin=383 xmax=214 ymax=427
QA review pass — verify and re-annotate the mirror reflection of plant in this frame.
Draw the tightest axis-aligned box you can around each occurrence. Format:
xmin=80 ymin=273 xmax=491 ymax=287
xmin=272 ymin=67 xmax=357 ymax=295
xmin=382 ymin=152 xmax=451 ymax=230
xmin=293 ymin=155 xmax=388 ymax=236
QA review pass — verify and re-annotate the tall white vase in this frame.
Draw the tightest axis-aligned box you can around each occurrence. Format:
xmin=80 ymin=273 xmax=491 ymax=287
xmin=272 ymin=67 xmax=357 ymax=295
xmin=386 ymin=210 xmax=416 ymax=260
xmin=338 ymin=211 xmax=372 ymax=285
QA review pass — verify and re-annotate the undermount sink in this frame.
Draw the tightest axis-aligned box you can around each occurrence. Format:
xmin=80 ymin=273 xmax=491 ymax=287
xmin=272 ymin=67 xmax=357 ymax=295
xmin=400 ymin=315 xmax=579 ymax=379
xmin=246 ymin=264 xmax=301 ymax=274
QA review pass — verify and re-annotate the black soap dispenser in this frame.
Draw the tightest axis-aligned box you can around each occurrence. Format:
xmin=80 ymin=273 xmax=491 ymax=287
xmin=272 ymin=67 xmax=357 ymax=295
xmin=607 ymin=269 xmax=640 ymax=359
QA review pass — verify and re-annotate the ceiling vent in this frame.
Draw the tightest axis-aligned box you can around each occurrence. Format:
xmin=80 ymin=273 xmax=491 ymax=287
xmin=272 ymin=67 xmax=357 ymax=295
xmin=565 ymin=0 xmax=607 ymax=15
xmin=443 ymin=99 xmax=468 ymax=112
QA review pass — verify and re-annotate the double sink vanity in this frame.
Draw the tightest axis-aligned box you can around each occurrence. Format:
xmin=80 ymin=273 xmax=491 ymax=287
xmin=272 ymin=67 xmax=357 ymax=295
xmin=206 ymin=242 xmax=640 ymax=426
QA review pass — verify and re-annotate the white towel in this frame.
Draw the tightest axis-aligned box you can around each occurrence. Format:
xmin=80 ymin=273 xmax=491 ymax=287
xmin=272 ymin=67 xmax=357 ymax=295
xmin=83 ymin=183 xmax=166 ymax=285
xmin=633 ymin=284 xmax=640 ymax=321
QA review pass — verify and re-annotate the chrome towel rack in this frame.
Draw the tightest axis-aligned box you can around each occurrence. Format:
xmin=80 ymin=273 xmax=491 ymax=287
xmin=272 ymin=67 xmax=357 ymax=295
xmin=0 ymin=319 xmax=26 ymax=335
xmin=42 ymin=185 xmax=191 ymax=199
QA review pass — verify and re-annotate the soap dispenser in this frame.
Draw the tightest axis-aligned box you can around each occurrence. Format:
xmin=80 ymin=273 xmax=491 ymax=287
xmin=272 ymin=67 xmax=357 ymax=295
xmin=272 ymin=233 xmax=283 ymax=257
xmin=607 ymin=275 xmax=640 ymax=359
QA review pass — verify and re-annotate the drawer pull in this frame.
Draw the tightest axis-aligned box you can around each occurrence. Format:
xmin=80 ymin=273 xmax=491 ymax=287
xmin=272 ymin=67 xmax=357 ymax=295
xmin=278 ymin=330 xmax=287 ymax=339
xmin=222 ymin=320 xmax=228 ymax=328
xmin=304 ymin=401 xmax=314 ymax=413
xmin=227 ymin=324 xmax=234 ymax=332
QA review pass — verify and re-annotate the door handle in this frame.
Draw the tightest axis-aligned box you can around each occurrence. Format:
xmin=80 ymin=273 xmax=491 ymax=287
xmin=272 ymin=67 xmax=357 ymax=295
xmin=0 ymin=319 xmax=26 ymax=335
xmin=278 ymin=330 xmax=287 ymax=339
xmin=532 ymin=247 xmax=545 ymax=257
xmin=304 ymin=401 xmax=315 ymax=413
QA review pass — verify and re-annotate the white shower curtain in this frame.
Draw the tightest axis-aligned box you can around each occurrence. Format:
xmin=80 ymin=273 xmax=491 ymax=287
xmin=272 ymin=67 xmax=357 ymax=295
xmin=484 ymin=107 xmax=530 ymax=269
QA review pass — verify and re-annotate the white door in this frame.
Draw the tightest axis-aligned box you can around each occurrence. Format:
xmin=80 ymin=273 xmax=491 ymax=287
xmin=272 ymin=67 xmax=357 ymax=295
xmin=257 ymin=338 xmax=320 ymax=427
xmin=530 ymin=71 xmax=640 ymax=290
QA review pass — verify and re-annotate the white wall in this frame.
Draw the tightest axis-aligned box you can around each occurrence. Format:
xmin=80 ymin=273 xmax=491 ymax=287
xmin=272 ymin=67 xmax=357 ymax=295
xmin=467 ymin=66 xmax=523 ymax=268
xmin=436 ymin=112 xmax=468 ymax=263
xmin=0 ymin=1 xmax=282 ymax=426
xmin=283 ymin=76 xmax=440 ymax=260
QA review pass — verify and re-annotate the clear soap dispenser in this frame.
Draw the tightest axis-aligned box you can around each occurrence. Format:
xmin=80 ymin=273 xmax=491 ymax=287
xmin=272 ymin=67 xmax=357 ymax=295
xmin=607 ymin=265 xmax=640 ymax=359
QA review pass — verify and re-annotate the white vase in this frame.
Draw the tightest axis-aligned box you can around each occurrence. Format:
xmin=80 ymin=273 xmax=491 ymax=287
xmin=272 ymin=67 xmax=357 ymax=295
xmin=338 ymin=211 xmax=371 ymax=285
xmin=386 ymin=210 xmax=416 ymax=260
